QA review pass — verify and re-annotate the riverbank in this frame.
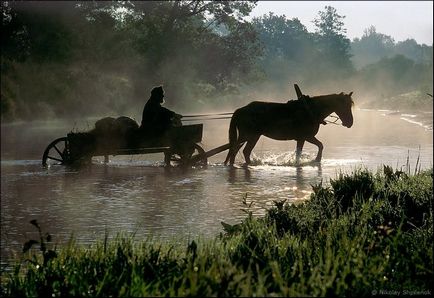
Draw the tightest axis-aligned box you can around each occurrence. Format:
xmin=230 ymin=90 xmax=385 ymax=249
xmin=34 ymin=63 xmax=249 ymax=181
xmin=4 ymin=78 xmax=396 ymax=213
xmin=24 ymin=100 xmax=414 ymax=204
xmin=361 ymin=90 xmax=433 ymax=113
xmin=359 ymin=91 xmax=433 ymax=130
xmin=1 ymin=166 xmax=432 ymax=297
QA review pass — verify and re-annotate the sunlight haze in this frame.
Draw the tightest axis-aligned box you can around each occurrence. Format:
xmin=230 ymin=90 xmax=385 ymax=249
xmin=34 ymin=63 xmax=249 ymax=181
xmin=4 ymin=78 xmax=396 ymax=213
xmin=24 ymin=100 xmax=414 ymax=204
xmin=249 ymin=1 xmax=433 ymax=45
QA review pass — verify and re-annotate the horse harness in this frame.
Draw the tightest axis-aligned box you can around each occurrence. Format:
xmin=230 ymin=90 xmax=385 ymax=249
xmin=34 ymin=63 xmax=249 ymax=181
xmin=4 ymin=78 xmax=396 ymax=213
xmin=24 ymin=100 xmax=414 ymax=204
xmin=298 ymin=95 xmax=328 ymax=125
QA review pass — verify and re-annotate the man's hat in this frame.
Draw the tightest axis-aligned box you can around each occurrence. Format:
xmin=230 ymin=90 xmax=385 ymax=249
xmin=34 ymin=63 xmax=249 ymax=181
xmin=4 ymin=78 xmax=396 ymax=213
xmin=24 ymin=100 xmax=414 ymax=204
xmin=151 ymin=86 xmax=164 ymax=97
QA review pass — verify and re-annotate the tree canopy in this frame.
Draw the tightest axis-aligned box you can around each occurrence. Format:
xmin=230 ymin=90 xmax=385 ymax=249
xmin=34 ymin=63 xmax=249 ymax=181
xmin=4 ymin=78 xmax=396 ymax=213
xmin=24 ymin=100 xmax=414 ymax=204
xmin=1 ymin=2 xmax=432 ymax=121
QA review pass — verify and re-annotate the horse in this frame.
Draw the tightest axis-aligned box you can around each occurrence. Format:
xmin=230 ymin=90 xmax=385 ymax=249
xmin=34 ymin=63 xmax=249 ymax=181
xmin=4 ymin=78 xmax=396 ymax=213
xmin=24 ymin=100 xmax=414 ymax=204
xmin=224 ymin=92 xmax=354 ymax=166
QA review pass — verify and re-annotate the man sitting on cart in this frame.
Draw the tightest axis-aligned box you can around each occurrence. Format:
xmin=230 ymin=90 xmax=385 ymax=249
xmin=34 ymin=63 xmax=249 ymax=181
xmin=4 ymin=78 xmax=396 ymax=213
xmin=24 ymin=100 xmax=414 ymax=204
xmin=139 ymin=86 xmax=182 ymax=142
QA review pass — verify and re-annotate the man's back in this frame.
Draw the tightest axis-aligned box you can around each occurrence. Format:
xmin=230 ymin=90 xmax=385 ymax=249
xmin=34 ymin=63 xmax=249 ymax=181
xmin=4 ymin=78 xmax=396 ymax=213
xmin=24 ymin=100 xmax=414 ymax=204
xmin=141 ymin=100 xmax=176 ymax=135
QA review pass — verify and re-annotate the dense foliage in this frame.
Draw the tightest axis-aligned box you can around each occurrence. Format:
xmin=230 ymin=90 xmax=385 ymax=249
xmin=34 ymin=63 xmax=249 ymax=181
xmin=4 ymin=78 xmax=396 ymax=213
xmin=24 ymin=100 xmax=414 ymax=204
xmin=1 ymin=1 xmax=433 ymax=121
xmin=1 ymin=1 xmax=261 ymax=120
xmin=1 ymin=166 xmax=432 ymax=296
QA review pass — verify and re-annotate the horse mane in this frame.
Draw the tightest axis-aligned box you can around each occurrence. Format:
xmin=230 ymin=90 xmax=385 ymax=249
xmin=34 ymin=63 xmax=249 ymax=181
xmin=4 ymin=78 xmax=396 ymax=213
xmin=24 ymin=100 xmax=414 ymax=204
xmin=310 ymin=93 xmax=354 ymax=106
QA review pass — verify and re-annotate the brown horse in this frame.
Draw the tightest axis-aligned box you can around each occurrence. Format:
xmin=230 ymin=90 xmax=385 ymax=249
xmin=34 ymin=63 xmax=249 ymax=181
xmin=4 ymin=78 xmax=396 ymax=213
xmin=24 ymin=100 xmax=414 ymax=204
xmin=224 ymin=92 xmax=354 ymax=166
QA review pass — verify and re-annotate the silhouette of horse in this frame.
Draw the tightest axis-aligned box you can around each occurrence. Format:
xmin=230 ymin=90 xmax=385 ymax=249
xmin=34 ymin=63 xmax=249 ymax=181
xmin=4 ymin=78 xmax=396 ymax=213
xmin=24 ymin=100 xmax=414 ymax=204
xmin=224 ymin=92 xmax=354 ymax=166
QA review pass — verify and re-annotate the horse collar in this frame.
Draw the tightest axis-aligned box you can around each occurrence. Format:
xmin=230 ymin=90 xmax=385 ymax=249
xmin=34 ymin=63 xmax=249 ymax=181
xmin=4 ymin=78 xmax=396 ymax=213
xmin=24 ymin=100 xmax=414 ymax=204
xmin=300 ymin=97 xmax=315 ymax=118
xmin=300 ymin=97 xmax=327 ymax=125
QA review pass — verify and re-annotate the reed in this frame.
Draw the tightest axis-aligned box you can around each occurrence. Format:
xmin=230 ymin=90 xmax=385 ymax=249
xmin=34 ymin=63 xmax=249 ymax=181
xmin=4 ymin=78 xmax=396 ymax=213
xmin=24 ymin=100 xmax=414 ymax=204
xmin=1 ymin=166 xmax=432 ymax=297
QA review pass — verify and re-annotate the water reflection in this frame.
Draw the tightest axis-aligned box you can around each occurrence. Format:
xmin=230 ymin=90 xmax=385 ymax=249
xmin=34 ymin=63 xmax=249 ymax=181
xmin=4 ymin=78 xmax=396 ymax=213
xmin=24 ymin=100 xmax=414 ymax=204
xmin=296 ymin=164 xmax=322 ymax=190
xmin=1 ymin=109 xmax=433 ymax=266
xmin=227 ymin=166 xmax=252 ymax=183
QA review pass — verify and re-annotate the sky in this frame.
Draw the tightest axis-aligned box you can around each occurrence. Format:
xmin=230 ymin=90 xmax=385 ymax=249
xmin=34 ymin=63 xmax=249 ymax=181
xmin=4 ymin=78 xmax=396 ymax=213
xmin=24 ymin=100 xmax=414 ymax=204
xmin=248 ymin=1 xmax=433 ymax=45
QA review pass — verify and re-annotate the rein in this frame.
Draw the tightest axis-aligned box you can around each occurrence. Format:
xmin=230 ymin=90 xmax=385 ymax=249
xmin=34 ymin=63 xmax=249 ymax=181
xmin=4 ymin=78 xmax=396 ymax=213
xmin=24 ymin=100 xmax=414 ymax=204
xmin=182 ymin=116 xmax=232 ymax=121
xmin=182 ymin=112 xmax=233 ymax=118
xmin=182 ymin=112 xmax=233 ymax=121
xmin=324 ymin=115 xmax=341 ymax=125
xmin=299 ymin=97 xmax=342 ymax=126
xmin=180 ymin=111 xmax=342 ymax=124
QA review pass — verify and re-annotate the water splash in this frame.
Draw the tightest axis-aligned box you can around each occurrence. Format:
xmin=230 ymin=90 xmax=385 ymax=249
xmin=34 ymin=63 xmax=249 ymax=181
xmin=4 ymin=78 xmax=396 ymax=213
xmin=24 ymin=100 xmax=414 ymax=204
xmin=250 ymin=151 xmax=315 ymax=167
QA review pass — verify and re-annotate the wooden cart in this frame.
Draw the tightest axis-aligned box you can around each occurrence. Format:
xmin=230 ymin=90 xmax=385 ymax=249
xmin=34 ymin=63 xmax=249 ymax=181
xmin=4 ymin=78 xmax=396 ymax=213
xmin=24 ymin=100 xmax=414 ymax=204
xmin=42 ymin=124 xmax=208 ymax=167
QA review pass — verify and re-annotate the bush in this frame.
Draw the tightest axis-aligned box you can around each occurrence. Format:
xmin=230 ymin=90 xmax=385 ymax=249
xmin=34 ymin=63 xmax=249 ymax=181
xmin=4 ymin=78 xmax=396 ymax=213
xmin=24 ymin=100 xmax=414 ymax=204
xmin=1 ymin=167 xmax=432 ymax=296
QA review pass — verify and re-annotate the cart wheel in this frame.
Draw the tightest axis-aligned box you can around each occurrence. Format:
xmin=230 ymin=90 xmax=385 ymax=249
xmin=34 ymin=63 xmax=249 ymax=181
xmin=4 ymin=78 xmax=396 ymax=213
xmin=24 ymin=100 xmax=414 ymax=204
xmin=167 ymin=144 xmax=207 ymax=167
xmin=189 ymin=144 xmax=207 ymax=167
xmin=42 ymin=137 xmax=70 ymax=166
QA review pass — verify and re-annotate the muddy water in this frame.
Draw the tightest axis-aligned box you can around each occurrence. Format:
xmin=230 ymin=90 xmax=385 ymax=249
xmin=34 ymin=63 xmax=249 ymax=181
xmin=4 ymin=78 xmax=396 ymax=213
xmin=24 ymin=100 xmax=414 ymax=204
xmin=1 ymin=109 xmax=432 ymax=265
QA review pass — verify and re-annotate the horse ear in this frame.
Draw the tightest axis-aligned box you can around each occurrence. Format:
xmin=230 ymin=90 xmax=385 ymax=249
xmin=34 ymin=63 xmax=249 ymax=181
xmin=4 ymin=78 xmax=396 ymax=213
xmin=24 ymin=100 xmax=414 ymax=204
xmin=349 ymin=91 xmax=353 ymax=96
xmin=339 ymin=92 xmax=344 ymax=95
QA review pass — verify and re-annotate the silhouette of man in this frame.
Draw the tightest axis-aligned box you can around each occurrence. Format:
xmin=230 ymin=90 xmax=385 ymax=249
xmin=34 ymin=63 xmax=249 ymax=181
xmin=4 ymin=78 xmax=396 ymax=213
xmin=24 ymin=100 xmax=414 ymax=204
xmin=140 ymin=86 xmax=182 ymax=138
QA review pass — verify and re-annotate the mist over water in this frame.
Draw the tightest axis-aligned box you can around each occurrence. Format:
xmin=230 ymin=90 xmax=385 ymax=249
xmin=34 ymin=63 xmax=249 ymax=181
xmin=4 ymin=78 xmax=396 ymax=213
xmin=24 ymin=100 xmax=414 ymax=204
xmin=1 ymin=108 xmax=432 ymax=268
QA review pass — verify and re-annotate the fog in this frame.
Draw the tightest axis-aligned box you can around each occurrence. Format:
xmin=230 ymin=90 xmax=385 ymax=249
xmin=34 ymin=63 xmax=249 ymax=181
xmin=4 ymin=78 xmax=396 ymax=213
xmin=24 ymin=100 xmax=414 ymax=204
xmin=1 ymin=1 xmax=432 ymax=129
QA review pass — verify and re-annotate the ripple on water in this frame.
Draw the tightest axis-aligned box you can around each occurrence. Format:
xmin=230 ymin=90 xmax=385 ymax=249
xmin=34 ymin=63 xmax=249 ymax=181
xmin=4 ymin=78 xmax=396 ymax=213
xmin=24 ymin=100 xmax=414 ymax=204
xmin=322 ymin=158 xmax=361 ymax=166
xmin=378 ymin=109 xmax=433 ymax=131
xmin=1 ymin=111 xmax=432 ymax=265
xmin=1 ymin=160 xmax=41 ymax=166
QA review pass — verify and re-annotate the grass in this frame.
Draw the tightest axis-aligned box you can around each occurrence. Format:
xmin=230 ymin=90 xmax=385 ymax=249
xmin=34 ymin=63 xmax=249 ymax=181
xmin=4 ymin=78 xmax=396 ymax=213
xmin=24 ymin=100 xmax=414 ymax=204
xmin=1 ymin=166 xmax=433 ymax=297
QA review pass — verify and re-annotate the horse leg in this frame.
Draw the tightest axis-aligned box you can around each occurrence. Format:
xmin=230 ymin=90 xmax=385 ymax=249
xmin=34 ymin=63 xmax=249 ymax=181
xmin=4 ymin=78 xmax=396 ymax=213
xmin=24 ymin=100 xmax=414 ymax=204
xmin=296 ymin=139 xmax=305 ymax=164
xmin=305 ymin=136 xmax=323 ymax=162
xmin=243 ymin=136 xmax=260 ymax=165
xmin=226 ymin=142 xmax=244 ymax=166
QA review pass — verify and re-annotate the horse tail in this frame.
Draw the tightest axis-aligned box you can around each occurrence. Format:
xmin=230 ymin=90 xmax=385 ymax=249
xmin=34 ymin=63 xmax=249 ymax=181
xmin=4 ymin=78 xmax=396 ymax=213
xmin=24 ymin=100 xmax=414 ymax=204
xmin=224 ymin=111 xmax=239 ymax=165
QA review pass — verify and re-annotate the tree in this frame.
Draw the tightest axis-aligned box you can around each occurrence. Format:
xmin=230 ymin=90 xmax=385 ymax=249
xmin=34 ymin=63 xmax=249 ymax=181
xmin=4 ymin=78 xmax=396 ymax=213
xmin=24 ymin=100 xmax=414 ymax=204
xmin=313 ymin=5 xmax=347 ymax=37
xmin=351 ymin=25 xmax=395 ymax=68
xmin=253 ymin=12 xmax=312 ymax=60
xmin=1 ymin=1 xmax=262 ymax=120
xmin=355 ymin=54 xmax=432 ymax=97
xmin=312 ymin=6 xmax=353 ymax=78
xmin=351 ymin=26 xmax=433 ymax=70
xmin=252 ymin=13 xmax=316 ymax=89
xmin=394 ymin=38 xmax=433 ymax=64
xmin=121 ymin=0 xmax=262 ymax=102
xmin=1 ymin=1 xmax=78 ymax=63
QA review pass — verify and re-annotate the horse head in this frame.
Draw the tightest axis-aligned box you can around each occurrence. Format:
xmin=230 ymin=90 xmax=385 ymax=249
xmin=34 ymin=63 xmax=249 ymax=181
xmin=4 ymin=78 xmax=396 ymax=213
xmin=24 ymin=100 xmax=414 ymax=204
xmin=335 ymin=92 xmax=354 ymax=128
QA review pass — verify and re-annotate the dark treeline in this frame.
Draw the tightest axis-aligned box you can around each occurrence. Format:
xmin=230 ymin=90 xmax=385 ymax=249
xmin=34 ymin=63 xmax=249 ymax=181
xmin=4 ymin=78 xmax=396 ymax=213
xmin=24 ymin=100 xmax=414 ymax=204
xmin=1 ymin=1 xmax=433 ymax=121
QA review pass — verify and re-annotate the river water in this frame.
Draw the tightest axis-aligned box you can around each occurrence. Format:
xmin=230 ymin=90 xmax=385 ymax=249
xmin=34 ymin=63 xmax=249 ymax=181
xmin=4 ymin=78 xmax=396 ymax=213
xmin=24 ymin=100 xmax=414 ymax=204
xmin=1 ymin=108 xmax=432 ymax=266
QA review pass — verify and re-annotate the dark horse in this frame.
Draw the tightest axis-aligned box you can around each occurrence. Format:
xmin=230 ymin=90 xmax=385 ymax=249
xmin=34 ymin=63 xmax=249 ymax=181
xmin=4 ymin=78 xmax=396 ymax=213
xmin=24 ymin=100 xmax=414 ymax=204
xmin=224 ymin=92 xmax=354 ymax=166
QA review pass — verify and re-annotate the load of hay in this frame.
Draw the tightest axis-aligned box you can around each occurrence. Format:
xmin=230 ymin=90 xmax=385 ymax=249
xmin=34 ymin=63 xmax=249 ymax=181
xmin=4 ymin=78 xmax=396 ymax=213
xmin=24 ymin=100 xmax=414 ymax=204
xmin=67 ymin=116 xmax=140 ymax=160
xmin=92 ymin=116 xmax=139 ymax=149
